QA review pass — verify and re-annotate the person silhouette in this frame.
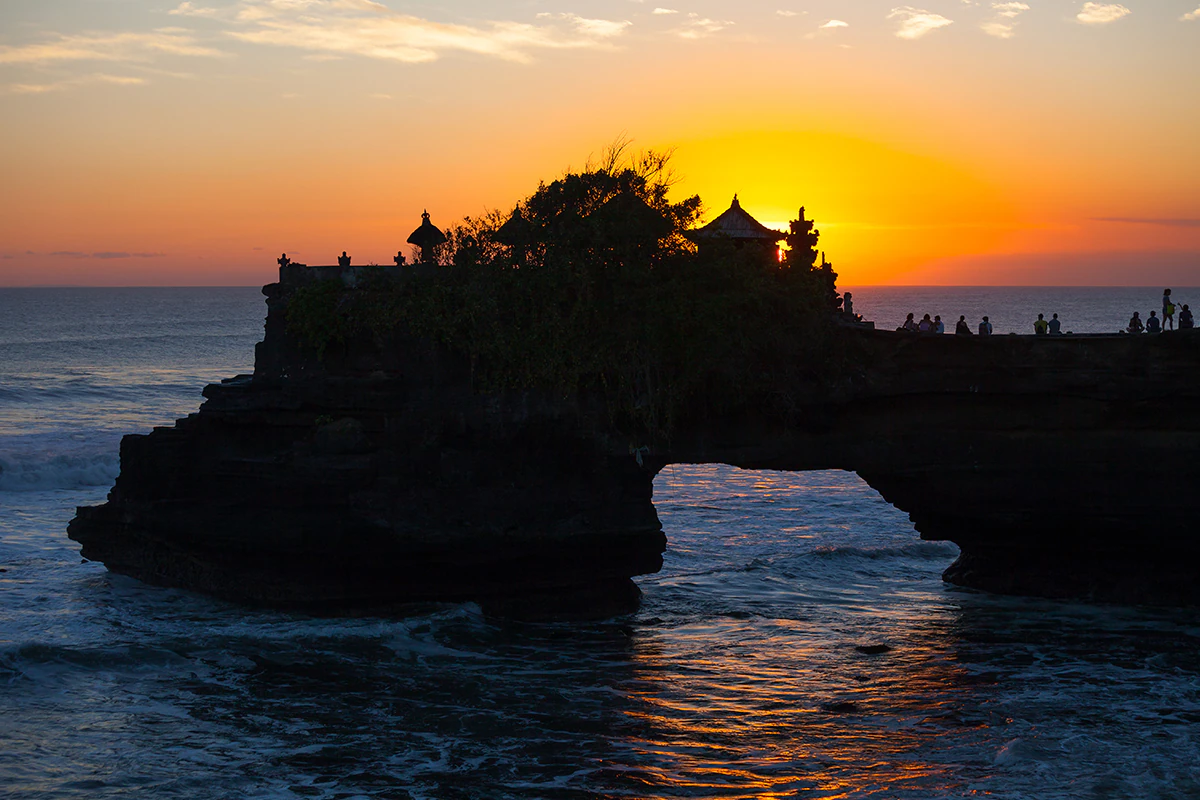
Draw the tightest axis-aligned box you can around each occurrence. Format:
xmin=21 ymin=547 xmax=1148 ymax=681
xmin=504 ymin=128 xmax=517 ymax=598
xmin=955 ymin=315 xmax=972 ymax=336
xmin=1180 ymin=304 xmax=1194 ymax=330
xmin=1048 ymin=313 xmax=1062 ymax=335
xmin=338 ymin=251 xmax=351 ymax=267
xmin=978 ymin=316 xmax=992 ymax=336
xmin=1128 ymin=311 xmax=1144 ymax=333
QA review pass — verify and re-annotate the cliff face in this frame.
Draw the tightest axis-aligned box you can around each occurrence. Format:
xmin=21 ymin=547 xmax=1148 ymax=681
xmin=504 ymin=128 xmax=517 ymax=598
xmin=69 ymin=267 xmax=664 ymax=616
xmin=69 ymin=266 xmax=1200 ymax=612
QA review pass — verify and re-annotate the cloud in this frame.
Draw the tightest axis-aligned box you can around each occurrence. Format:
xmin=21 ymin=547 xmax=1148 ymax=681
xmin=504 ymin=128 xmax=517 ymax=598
xmin=7 ymin=73 xmax=147 ymax=94
xmin=45 ymin=251 xmax=166 ymax=259
xmin=1182 ymin=7 xmax=1200 ymax=21
xmin=169 ymin=1 xmax=222 ymax=17
xmin=0 ymin=30 xmax=227 ymax=65
xmin=982 ymin=1 xmax=1030 ymax=38
xmin=1093 ymin=217 xmax=1200 ymax=228
xmin=776 ymin=10 xmax=803 ymax=17
xmin=538 ymin=13 xmax=631 ymax=39
xmin=820 ymin=19 xmax=849 ymax=29
xmin=180 ymin=1 xmax=633 ymax=64
xmin=1076 ymin=3 xmax=1130 ymax=24
xmin=676 ymin=14 xmax=732 ymax=39
xmin=888 ymin=7 xmax=953 ymax=39
xmin=651 ymin=8 xmax=678 ymax=15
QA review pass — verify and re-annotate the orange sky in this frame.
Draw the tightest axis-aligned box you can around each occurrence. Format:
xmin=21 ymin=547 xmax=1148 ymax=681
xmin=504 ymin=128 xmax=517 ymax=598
xmin=1 ymin=1 xmax=1198 ymax=286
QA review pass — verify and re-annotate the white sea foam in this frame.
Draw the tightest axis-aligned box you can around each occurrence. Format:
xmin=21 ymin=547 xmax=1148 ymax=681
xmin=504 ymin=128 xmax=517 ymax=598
xmin=0 ymin=451 xmax=119 ymax=492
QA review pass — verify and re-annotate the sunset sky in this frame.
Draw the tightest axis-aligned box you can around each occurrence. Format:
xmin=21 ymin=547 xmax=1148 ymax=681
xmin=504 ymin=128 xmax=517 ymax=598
xmin=1 ymin=0 xmax=1198 ymax=286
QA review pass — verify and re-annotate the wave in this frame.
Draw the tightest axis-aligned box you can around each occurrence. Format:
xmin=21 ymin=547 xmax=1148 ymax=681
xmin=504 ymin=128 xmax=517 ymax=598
xmin=806 ymin=541 xmax=960 ymax=561
xmin=0 ymin=452 xmax=119 ymax=492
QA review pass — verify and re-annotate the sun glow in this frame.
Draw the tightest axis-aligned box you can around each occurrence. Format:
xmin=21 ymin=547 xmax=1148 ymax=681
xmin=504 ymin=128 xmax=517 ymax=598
xmin=669 ymin=131 xmax=1020 ymax=285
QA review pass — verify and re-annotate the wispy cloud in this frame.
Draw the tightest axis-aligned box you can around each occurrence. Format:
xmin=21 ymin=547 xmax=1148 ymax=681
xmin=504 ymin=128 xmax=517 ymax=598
xmin=1094 ymin=217 xmax=1200 ymax=228
xmin=651 ymin=8 xmax=678 ymax=15
xmin=7 ymin=73 xmax=147 ymax=94
xmin=170 ymin=1 xmax=631 ymax=64
xmin=776 ymin=10 xmax=804 ymax=17
xmin=820 ymin=19 xmax=849 ymax=29
xmin=0 ymin=29 xmax=226 ymax=65
xmin=888 ymin=7 xmax=953 ymax=39
xmin=1181 ymin=6 xmax=1200 ymax=21
xmin=981 ymin=2 xmax=1030 ymax=38
xmin=47 ymin=251 xmax=167 ymax=258
xmin=676 ymin=14 xmax=733 ymax=39
xmin=169 ymin=1 xmax=222 ymax=18
xmin=1076 ymin=3 xmax=1130 ymax=24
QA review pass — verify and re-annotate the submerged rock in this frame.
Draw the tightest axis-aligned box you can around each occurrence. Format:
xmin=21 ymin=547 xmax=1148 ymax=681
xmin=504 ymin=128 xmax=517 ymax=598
xmin=855 ymin=644 xmax=892 ymax=655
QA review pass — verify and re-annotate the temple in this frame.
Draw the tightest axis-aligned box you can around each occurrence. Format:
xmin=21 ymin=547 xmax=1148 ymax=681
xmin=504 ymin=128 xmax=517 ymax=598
xmin=407 ymin=210 xmax=447 ymax=264
xmin=693 ymin=195 xmax=783 ymax=256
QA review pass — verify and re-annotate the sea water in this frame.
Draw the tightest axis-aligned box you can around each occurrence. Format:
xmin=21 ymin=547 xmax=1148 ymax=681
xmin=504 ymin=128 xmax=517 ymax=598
xmin=2 ymin=286 xmax=1199 ymax=799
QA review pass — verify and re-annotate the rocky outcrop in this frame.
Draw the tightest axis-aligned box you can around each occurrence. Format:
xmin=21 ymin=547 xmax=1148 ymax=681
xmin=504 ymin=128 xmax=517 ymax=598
xmin=69 ymin=265 xmax=1200 ymax=611
xmin=658 ymin=332 xmax=1200 ymax=604
xmin=69 ymin=266 xmax=663 ymax=616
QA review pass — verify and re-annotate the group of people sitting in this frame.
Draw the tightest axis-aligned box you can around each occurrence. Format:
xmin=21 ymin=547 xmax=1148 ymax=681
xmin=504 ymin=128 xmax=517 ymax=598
xmin=1032 ymin=313 xmax=1063 ymax=335
xmin=899 ymin=313 xmax=994 ymax=336
xmin=1127 ymin=289 xmax=1194 ymax=333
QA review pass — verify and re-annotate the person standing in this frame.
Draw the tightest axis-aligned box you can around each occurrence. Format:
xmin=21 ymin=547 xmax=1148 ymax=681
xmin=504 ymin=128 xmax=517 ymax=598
xmin=1048 ymin=313 xmax=1062 ymax=335
xmin=1034 ymin=314 xmax=1049 ymax=335
xmin=1163 ymin=289 xmax=1175 ymax=331
xmin=978 ymin=316 xmax=993 ymax=336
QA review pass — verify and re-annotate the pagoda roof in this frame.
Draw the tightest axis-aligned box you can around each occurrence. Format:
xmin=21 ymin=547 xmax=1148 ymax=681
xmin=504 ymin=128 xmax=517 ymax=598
xmin=695 ymin=195 xmax=782 ymax=241
xmin=407 ymin=210 xmax=447 ymax=248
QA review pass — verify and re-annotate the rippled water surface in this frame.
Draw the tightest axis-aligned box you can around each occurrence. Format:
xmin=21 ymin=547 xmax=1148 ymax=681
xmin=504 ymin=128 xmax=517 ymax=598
xmin=3 ymin=287 xmax=1200 ymax=799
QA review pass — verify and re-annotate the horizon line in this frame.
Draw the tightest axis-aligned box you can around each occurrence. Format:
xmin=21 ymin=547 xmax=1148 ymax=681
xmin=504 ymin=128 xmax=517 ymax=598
xmin=4 ymin=283 xmax=1200 ymax=290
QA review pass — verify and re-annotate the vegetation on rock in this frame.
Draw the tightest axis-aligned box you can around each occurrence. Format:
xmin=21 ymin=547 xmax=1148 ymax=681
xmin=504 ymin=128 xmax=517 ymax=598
xmin=286 ymin=145 xmax=844 ymax=439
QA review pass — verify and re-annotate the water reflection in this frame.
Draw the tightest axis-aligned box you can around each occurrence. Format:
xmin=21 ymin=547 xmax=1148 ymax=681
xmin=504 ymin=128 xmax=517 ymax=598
xmin=5 ymin=468 xmax=1200 ymax=798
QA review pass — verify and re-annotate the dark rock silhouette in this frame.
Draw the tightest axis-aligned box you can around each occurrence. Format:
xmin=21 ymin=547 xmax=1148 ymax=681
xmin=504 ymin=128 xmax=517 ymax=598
xmin=67 ymin=264 xmax=1200 ymax=614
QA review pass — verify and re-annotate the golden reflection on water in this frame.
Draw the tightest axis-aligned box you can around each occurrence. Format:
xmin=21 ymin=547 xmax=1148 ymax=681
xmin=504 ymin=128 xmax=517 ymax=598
xmin=617 ymin=465 xmax=991 ymax=797
xmin=617 ymin=632 xmax=987 ymax=797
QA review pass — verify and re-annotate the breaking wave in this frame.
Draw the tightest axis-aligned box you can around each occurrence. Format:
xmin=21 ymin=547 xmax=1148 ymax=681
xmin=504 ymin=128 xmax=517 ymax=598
xmin=0 ymin=452 xmax=119 ymax=492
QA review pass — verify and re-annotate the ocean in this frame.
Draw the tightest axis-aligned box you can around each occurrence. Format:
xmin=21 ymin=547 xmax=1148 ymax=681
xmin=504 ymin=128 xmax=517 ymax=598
xmin=2 ymin=286 xmax=1199 ymax=799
